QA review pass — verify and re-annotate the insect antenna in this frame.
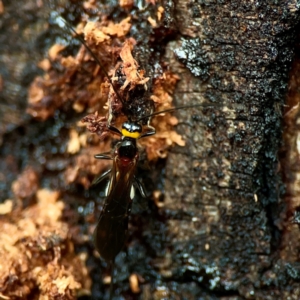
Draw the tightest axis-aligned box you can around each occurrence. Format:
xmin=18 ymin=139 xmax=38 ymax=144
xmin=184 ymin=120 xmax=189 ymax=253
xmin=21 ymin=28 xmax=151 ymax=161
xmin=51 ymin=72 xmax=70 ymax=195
xmin=51 ymin=13 xmax=126 ymax=106
xmin=136 ymin=103 xmax=219 ymax=122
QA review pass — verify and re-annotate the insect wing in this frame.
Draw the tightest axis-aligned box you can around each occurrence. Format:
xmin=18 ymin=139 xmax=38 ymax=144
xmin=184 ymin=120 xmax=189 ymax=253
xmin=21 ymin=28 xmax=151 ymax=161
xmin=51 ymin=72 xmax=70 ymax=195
xmin=94 ymin=150 xmax=138 ymax=262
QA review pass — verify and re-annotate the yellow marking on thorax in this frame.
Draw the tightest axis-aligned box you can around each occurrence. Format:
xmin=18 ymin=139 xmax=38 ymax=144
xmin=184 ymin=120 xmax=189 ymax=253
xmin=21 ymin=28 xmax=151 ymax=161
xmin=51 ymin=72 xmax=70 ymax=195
xmin=121 ymin=128 xmax=140 ymax=139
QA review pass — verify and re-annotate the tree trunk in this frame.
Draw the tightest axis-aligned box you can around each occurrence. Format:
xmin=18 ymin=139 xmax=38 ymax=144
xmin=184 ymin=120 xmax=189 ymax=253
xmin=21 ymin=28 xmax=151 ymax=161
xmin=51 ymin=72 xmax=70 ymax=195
xmin=0 ymin=0 xmax=300 ymax=299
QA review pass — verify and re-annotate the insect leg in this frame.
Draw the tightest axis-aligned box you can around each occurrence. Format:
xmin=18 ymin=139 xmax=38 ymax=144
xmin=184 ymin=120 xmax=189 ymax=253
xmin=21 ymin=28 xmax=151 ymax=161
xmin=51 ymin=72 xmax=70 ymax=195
xmin=92 ymin=169 xmax=112 ymax=186
xmin=130 ymin=185 xmax=135 ymax=199
xmin=140 ymin=126 xmax=156 ymax=138
xmin=107 ymin=124 xmax=122 ymax=136
xmin=95 ymin=152 xmax=113 ymax=160
xmin=142 ymin=113 xmax=156 ymax=138
xmin=106 ymin=107 xmax=122 ymax=137
xmin=134 ymin=175 xmax=147 ymax=198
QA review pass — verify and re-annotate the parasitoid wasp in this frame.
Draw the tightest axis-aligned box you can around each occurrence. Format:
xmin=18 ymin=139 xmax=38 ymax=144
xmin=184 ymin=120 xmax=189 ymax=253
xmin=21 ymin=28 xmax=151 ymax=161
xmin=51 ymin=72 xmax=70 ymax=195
xmin=49 ymin=5 xmax=217 ymax=300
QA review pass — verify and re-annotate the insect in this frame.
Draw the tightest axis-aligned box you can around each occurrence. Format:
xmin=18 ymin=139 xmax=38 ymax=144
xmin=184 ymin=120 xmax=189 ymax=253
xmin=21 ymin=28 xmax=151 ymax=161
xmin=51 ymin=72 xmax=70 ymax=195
xmin=92 ymin=120 xmax=152 ymax=300
xmin=91 ymin=103 xmax=212 ymax=300
xmin=49 ymin=7 xmax=217 ymax=300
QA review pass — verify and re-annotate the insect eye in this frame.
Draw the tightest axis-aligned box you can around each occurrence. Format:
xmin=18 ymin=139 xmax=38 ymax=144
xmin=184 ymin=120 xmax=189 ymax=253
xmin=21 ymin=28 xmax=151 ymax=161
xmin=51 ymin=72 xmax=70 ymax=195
xmin=118 ymin=141 xmax=137 ymax=159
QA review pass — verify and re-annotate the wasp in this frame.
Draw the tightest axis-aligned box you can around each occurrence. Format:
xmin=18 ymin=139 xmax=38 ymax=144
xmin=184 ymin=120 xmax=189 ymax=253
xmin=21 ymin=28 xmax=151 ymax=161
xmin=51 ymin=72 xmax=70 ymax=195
xmin=92 ymin=104 xmax=209 ymax=300
xmin=92 ymin=120 xmax=152 ymax=300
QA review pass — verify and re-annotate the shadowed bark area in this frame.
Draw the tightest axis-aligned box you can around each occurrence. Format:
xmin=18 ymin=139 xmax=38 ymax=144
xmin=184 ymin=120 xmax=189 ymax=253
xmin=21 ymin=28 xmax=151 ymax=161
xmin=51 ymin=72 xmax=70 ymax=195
xmin=162 ymin=0 xmax=300 ymax=299
xmin=1 ymin=0 xmax=300 ymax=299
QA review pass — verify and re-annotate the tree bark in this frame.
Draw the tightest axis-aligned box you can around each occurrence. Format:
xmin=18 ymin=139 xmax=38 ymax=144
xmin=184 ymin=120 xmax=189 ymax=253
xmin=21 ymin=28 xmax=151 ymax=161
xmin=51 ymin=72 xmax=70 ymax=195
xmin=1 ymin=0 xmax=300 ymax=299
xmin=163 ymin=0 xmax=300 ymax=299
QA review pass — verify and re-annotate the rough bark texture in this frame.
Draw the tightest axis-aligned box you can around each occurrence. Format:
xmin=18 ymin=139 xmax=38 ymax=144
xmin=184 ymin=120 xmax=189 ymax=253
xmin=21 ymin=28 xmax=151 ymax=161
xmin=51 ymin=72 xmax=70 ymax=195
xmin=163 ymin=0 xmax=300 ymax=299
xmin=1 ymin=0 xmax=300 ymax=299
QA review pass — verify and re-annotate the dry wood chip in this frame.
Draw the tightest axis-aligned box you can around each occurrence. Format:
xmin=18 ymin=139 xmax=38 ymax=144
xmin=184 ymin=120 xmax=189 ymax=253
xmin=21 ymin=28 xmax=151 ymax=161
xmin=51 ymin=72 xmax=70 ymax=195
xmin=119 ymin=40 xmax=150 ymax=90
xmin=67 ymin=129 xmax=81 ymax=154
xmin=147 ymin=16 xmax=157 ymax=28
xmin=11 ymin=166 xmax=39 ymax=199
xmin=0 ymin=0 xmax=4 ymax=14
xmin=157 ymin=6 xmax=164 ymax=21
xmin=119 ymin=0 xmax=134 ymax=8
xmin=38 ymin=58 xmax=51 ymax=71
xmin=0 ymin=199 xmax=13 ymax=215
xmin=84 ymin=17 xmax=131 ymax=45
xmin=48 ymin=44 xmax=66 ymax=61
xmin=129 ymin=273 xmax=140 ymax=293
xmin=0 ymin=188 xmax=89 ymax=298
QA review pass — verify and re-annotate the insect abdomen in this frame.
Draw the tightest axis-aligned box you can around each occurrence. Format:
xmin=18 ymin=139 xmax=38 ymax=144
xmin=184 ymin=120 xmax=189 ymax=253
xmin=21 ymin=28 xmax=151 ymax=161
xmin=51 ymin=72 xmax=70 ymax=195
xmin=94 ymin=210 xmax=129 ymax=262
